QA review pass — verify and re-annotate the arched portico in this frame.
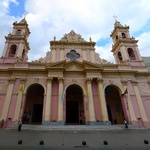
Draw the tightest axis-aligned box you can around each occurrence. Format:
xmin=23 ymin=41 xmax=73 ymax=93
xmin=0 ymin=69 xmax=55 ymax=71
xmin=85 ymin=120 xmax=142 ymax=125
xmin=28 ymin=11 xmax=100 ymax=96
xmin=23 ymin=84 xmax=44 ymax=124
xmin=105 ymin=85 xmax=124 ymax=124
xmin=66 ymin=84 xmax=85 ymax=125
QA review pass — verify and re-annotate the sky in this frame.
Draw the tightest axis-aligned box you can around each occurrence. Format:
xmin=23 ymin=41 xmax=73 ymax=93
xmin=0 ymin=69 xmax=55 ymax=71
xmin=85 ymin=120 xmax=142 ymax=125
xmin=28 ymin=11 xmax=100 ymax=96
xmin=0 ymin=0 xmax=150 ymax=63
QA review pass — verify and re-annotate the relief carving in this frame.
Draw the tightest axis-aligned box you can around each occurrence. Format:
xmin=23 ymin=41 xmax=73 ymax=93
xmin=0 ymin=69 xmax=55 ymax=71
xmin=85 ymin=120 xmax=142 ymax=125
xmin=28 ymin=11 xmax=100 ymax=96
xmin=0 ymin=81 xmax=8 ymax=92
xmin=139 ymin=83 xmax=150 ymax=94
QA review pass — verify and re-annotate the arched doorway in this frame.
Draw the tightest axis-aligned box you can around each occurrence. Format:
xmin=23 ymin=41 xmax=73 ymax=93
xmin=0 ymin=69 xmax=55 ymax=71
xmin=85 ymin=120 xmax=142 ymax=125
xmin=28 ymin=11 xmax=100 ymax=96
xmin=105 ymin=85 xmax=124 ymax=124
xmin=23 ymin=84 xmax=44 ymax=124
xmin=66 ymin=84 xmax=85 ymax=125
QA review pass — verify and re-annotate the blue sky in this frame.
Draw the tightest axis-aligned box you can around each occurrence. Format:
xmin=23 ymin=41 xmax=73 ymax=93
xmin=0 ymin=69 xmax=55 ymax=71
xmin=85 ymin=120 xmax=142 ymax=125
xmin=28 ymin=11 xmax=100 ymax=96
xmin=0 ymin=0 xmax=150 ymax=63
xmin=8 ymin=0 xmax=25 ymax=17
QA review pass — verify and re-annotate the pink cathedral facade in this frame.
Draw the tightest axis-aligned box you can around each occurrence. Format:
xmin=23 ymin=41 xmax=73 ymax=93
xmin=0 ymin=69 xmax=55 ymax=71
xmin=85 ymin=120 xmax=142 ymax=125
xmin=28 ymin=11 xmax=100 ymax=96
xmin=0 ymin=18 xmax=150 ymax=128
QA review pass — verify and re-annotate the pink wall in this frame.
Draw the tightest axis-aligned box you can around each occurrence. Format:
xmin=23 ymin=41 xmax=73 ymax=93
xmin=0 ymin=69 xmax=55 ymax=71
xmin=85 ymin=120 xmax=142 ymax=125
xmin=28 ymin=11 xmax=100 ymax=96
xmin=91 ymin=80 xmax=101 ymax=121
xmin=7 ymin=79 xmax=20 ymax=120
xmin=86 ymin=49 xmax=91 ymax=61
xmin=50 ymin=79 xmax=58 ymax=121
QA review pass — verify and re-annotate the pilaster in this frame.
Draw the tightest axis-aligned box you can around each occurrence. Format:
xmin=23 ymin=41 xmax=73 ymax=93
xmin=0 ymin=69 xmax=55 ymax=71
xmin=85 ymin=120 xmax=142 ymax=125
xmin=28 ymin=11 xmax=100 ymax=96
xmin=86 ymin=77 xmax=95 ymax=122
xmin=0 ymin=78 xmax=15 ymax=120
xmin=97 ymin=78 xmax=109 ymax=121
xmin=131 ymin=80 xmax=148 ymax=121
xmin=44 ymin=77 xmax=53 ymax=121
xmin=57 ymin=77 xmax=64 ymax=122
xmin=121 ymin=80 xmax=137 ymax=122
xmin=13 ymin=78 xmax=26 ymax=121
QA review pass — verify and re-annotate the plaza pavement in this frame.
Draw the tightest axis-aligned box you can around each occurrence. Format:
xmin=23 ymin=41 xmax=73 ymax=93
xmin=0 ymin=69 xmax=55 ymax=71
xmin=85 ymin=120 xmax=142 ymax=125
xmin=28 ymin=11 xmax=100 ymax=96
xmin=0 ymin=124 xmax=150 ymax=150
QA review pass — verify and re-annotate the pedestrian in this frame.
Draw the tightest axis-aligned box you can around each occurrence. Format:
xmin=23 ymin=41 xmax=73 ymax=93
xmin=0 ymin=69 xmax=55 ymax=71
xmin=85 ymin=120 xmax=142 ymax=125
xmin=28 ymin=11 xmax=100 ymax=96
xmin=0 ymin=119 xmax=4 ymax=128
xmin=18 ymin=120 xmax=22 ymax=131
xmin=124 ymin=120 xmax=128 ymax=128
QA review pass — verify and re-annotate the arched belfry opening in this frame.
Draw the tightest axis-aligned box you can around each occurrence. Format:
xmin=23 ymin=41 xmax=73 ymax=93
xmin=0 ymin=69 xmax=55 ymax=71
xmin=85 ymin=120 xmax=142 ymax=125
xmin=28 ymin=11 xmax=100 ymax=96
xmin=23 ymin=84 xmax=44 ymax=124
xmin=66 ymin=84 xmax=85 ymax=125
xmin=105 ymin=85 xmax=124 ymax=124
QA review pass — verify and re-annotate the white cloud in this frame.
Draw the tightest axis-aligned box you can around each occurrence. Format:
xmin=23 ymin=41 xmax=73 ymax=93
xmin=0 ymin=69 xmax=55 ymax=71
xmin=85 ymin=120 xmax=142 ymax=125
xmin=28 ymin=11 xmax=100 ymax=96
xmin=137 ymin=31 xmax=150 ymax=56
xmin=0 ymin=0 xmax=150 ymax=62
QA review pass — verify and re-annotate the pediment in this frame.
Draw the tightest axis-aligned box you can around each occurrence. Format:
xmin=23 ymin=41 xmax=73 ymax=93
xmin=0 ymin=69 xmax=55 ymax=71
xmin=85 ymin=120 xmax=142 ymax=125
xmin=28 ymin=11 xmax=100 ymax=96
xmin=46 ymin=60 xmax=102 ymax=71
xmin=65 ymin=61 xmax=84 ymax=71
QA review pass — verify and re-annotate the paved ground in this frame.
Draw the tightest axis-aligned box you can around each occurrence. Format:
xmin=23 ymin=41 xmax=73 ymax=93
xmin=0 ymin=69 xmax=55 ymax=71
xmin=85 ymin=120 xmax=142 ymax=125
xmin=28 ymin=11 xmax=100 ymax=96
xmin=0 ymin=125 xmax=150 ymax=150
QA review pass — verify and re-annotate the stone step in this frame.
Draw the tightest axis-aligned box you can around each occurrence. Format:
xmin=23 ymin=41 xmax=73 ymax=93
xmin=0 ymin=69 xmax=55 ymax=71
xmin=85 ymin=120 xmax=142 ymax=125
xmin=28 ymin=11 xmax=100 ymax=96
xmin=6 ymin=124 xmax=146 ymax=131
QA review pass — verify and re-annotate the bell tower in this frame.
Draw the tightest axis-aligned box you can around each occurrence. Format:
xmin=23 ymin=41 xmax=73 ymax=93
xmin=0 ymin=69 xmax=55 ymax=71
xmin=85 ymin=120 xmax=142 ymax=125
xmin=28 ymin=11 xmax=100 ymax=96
xmin=0 ymin=18 xmax=30 ymax=63
xmin=110 ymin=20 xmax=145 ymax=67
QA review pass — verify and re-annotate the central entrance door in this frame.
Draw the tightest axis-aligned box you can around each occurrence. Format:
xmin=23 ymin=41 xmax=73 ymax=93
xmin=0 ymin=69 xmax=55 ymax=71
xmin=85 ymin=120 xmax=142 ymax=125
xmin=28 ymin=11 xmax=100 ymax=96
xmin=66 ymin=101 xmax=79 ymax=124
xmin=66 ymin=84 xmax=85 ymax=125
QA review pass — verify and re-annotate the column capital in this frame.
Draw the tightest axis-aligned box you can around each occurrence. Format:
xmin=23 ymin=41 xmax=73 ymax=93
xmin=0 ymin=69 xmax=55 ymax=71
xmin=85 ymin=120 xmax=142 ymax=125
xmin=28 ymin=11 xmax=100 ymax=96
xmin=97 ymin=78 xmax=103 ymax=83
xmin=121 ymin=79 xmax=128 ymax=85
xmin=58 ymin=77 xmax=64 ymax=82
xmin=131 ymin=80 xmax=138 ymax=86
xmin=86 ymin=77 xmax=93 ymax=83
xmin=47 ymin=77 xmax=53 ymax=82
xmin=9 ymin=77 xmax=16 ymax=83
xmin=20 ymin=78 xmax=27 ymax=83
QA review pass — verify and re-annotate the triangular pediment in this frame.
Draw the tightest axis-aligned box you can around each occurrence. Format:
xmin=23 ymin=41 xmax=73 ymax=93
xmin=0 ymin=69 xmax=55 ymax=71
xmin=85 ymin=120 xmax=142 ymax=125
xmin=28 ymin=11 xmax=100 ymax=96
xmin=65 ymin=61 xmax=84 ymax=71
xmin=46 ymin=60 xmax=102 ymax=71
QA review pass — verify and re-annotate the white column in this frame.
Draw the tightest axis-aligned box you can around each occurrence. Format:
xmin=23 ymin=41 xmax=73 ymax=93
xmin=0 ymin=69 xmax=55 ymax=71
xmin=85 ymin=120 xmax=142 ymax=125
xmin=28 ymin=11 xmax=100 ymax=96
xmin=121 ymin=45 xmax=128 ymax=61
xmin=97 ymin=78 xmax=109 ymax=121
xmin=132 ymin=80 xmax=148 ymax=121
xmin=13 ymin=78 xmax=26 ymax=121
xmin=17 ymin=42 xmax=23 ymax=58
xmin=0 ymin=78 xmax=15 ymax=120
xmin=44 ymin=77 xmax=53 ymax=121
xmin=86 ymin=78 xmax=95 ymax=122
xmin=57 ymin=77 xmax=64 ymax=122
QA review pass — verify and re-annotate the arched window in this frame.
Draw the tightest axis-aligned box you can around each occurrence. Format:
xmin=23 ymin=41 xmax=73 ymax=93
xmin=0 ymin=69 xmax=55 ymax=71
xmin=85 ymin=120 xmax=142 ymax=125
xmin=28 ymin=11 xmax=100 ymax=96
xmin=117 ymin=51 xmax=122 ymax=61
xmin=116 ymin=35 xmax=118 ymax=40
xmin=127 ymin=48 xmax=136 ymax=60
xmin=9 ymin=44 xmax=17 ymax=57
xmin=122 ymin=33 xmax=126 ymax=38
xmin=16 ymin=29 xmax=21 ymax=35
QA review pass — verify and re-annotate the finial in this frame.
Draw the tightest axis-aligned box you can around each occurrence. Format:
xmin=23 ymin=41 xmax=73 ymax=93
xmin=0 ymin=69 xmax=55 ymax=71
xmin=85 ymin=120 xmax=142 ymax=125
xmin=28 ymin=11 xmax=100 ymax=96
xmin=24 ymin=11 xmax=28 ymax=19
xmin=112 ymin=15 xmax=118 ymax=22
xmin=89 ymin=37 xmax=92 ymax=42
xmin=54 ymin=36 xmax=56 ymax=41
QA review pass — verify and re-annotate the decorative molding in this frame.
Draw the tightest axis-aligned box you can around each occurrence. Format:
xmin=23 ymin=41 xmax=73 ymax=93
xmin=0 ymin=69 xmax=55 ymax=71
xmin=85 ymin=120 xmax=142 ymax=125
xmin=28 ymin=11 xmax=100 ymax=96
xmin=58 ymin=77 xmax=64 ymax=82
xmin=121 ymin=79 xmax=128 ymax=85
xmin=0 ymin=81 xmax=8 ymax=92
xmin=20 ymin=78 xmax=27 ymax=84
xmin=131 ymin=80 xmax=138 ymax=86
xmin=97 ymin=78 xmax=103 ymax=83
xmin=9 ymin=78 xmax=16 ymax=83
xmin=139 ymin=83 xmax=150 ymax=94
xmin=60 ymin=30 xmax=85 ymax=42
xmin=47 ymin=77 xmax=53 ymax=82
xmin=86 ymin=77 xmax=93 ymax=83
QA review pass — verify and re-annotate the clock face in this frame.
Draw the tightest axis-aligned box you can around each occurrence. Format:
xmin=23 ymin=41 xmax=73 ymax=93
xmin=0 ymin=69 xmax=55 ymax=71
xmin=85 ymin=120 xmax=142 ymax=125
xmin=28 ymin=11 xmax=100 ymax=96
xmin=66 ymin=50 xmax=80 ymax=60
